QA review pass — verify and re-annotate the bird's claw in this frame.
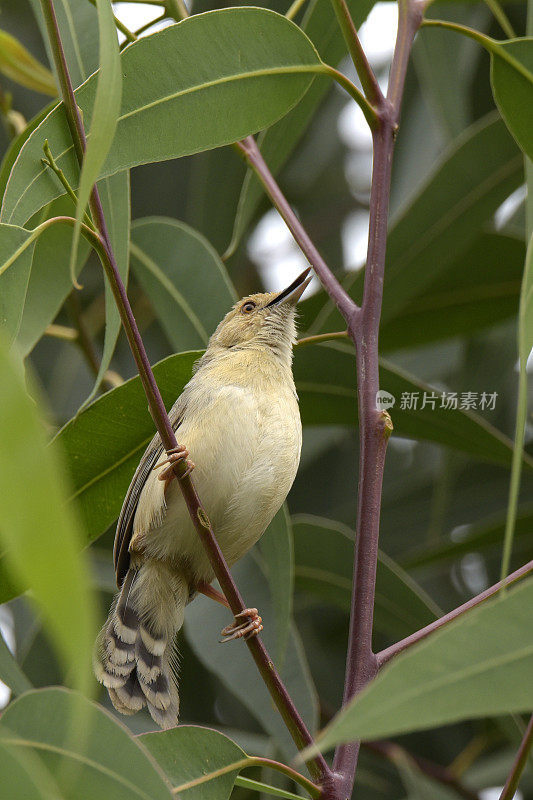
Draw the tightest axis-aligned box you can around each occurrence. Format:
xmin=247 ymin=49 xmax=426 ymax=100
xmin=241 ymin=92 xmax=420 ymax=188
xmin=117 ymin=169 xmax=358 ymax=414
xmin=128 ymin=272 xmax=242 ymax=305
xmin=154 ymin=445 xmax=195 ymax=483
xmin=219 ymin=608 xmax=263 ymax=643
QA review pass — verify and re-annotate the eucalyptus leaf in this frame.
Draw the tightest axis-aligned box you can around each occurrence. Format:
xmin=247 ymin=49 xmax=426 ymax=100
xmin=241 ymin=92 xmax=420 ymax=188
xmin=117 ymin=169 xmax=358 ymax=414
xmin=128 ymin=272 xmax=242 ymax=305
xmin=141 ymin=725 xmax=246 ymax=800
xmin=491 ymin=38 xmax=533 ymax=162
xmin=0 ymin=688 xmax=173 ymax=800
xmin=306 ymin=577 xmax=533 ymax=754
xmin=0 ymin=29 xmax=56 ymax=96
xmin=130 ymin=216 xmax=236 ymax=351
xmin=292 ymin=515 xmax=441 ymax=638
xmin=259 ymin=505 xmax=293 ymax=665
xmin=1 ymin=9 xmax=322 ymax=226
xmin=0 ymin=224 xmax=37 ymax=344
xmin=0 ymin=337 xmax=94 ymax=688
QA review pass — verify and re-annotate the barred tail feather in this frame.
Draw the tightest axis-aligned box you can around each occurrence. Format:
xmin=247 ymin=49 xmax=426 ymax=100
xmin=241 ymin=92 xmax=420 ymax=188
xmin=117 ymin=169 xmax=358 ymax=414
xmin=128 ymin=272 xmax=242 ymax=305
xmin=93 ymin=562 xmax=188 ymax=729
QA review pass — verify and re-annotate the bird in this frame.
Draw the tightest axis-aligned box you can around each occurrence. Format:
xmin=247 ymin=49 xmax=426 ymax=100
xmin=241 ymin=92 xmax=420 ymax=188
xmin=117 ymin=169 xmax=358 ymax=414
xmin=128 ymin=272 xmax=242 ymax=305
xmin=93 ymin=267 xmax=312 ymax=729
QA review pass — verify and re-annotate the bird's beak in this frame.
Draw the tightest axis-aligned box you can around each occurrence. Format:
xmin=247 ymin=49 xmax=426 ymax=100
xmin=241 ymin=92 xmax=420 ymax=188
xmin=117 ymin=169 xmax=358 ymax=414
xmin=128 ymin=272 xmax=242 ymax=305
xmin=266 ymin=268 xmax=313 ymax=307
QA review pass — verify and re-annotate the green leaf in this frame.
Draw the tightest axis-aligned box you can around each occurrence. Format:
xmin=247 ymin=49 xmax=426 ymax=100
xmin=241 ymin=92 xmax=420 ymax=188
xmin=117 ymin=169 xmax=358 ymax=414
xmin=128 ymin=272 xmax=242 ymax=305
xmin=292 ymin=515 xmax=441 ymax=638
xmin=2 ymin=8 xmax=322 ymax=226
xmin=130 ymin=216 xmax=237 ymax=350
xmin=0 ymin=740 xmax=53 ymax=800
xmin=259 ymin=505 xmax=294 ymax=664
xmin=70 ymin=0 xmax=122 ymax=286
xmin=185 ymin=552 xmax=318 ymax=759
xmin=0 ymin=688 xmax=173 ymax=799
xmin=393 ymin=749 xmax=461 ymax=800
xmin=14 ymin=196 xmax=91 ymax=357
xmin=379 ymin=233 xmax=524 ymax=352
xmin=293 ymin=341 xmax=531 ymax=467
xmin=302 ymin=114 xmax=523 ymax=336
xmin=235 ymin=776 xmax=304 ymax=799
xmin=226 ymin=0 xmax=375 ymax=255
xmin=501 ymin=233 xmax=533 ymax=580
xmin=403 ymin=503 xmax=533 ymax=570
xmin=0 ymin=102 xmax=56 ymax=203
xmin=83 ymin=171 xmax=130 ymax=406
xmin=0 ymin=29 xmax=56 ymax=96
xmin=141 ymin=725 xmax=246 ymax=800
xmin=491 ymin=38 xmax=533 ymax=162
xmin=306 ymin=577 xmax=533 ymax=754
xmin=0 ymin=337 xmax=94 ymax=688
xmin=0 ymin=224 xmax=37 ymax=344
xmin=55 ymin=351 xmax=199 ymax=550
xmin=0 ymin=630 xmax=32 ymax=697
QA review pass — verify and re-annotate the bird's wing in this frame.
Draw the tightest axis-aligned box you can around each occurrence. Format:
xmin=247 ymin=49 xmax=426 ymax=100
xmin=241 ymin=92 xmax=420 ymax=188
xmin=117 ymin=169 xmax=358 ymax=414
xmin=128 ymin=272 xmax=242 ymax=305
xmin=113 ymin=397 xmax=187 ymax=587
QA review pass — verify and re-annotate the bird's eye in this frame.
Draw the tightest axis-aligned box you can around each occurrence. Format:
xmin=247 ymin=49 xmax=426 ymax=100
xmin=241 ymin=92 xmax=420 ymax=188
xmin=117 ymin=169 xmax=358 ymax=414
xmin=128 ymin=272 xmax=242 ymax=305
xmin=241 ymin=301 xmax=256 ymax=314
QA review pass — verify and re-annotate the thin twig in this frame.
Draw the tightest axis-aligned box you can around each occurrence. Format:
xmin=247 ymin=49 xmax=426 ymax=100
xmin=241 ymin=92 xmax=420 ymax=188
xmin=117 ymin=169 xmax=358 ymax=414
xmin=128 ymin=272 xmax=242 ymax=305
xmin=377 ymin=558 xmax=533 ymax=667
xmin=86 ymin=0 xmax=137 ymax=42
xmin=39 ymin=0 xmax=330 ymax=784
xmin=483 ymin=0 xmax=516 ymax=38
xmin=499 ymin=714 xmax=533 ymax=800
xmin=296 ymin=331 xmax=349 ymax=347
xmin=329 ymin=0 xmax=383 ymax=104
xmin=235 ymin=136 xmax=360 ymax=325
xmin=286 ymin=0 xmax=310 ymax=21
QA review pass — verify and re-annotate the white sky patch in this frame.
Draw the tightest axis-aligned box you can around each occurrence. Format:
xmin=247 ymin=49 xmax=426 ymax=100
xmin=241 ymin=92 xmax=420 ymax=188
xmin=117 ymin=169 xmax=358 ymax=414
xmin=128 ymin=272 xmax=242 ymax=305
xmin=359 ymin=2 xmax=398 ymax=68
xmin=342 ymin=209 xmax=369 ymax=270
xmin=494 ymin=184 xmax=526 ymax=230
xmin=480 ymin=789 xmax=522 ymax=800
xmin=113 ymin=2 xmax=173 ymax=43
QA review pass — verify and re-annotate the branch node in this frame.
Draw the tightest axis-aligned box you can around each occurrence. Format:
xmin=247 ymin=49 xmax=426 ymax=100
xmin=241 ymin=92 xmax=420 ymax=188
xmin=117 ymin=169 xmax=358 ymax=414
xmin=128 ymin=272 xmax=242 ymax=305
xmin=197 ymin=507 xmax=211 ymax=529
xmin=378 ymin=410 xmax=393 ymax=440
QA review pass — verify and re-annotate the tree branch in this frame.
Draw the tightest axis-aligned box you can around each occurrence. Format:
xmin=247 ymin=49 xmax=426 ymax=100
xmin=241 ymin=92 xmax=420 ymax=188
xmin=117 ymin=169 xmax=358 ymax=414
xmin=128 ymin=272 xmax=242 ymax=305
xmin=331 ymin=1 xmax=424 ymax=795
xmin=377 ymin=559 xmax=533 ymax=667
xmin=235 ymin=136 xmax=360 ymax=326
xmin=329 ymin=0 xmax=383 ymax=104
xmin=39 ymin=0 xmax=330 ymax=783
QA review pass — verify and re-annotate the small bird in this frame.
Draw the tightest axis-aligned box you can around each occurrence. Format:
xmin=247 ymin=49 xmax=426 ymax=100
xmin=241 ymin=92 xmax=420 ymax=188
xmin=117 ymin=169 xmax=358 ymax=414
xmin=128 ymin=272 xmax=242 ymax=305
xmin=94 ymin=268 xmax=312 ymax=729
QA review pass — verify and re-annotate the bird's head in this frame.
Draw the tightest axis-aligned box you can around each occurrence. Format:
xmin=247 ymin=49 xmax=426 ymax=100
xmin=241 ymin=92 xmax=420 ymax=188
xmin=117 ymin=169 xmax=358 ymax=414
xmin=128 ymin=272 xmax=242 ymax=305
xmin=207 ymin=268 xmax=312 ymax=362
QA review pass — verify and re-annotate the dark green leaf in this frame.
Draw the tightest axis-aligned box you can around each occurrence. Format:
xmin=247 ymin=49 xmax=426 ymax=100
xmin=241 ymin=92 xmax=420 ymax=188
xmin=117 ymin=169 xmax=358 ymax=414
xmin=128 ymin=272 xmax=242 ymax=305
xmin=302 ymin=114 xmax=523 ymax=336
xmin=0 ymin=688 xmax=173 ymax=799
xmin=130 ymin=216 xmax=236 ymax=350
xmin=491 ymin=38 xmax=533 ymax=162
xmin=308 ymin=577 xmax=533 ymax=752
xmin=259 ymin=505 xmax=293 ymax=664
xmin=0 ymin=224 xmax=37 ymax=343
xmin=292 ymin=515 xmax=441 ymax=638
xmin=2 ymin=9 xmax=321 ymax=226
xmin=185 ymin=552 xmax=318 ymax=758
xmin=141 ymin=725 xmax=245 ymax=800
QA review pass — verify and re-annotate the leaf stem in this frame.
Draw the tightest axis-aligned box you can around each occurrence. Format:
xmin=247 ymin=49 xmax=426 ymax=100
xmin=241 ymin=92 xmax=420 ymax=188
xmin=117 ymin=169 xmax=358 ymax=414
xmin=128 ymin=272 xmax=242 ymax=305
xmin=328 ymin=0 xmax=383 ymax=104
xmin=296 ymin=331 xmax=349 ymax=347
xmin=39 ymin=0 xmax=329 ymax=784
xmin=499 ymin=714 xmax=533 ymax=800
xmin=320 ymin=64 xmax=379 ymax=129
xmin=171 ymin=756 xmax=321 ymax=798
xmin=376 ymin=558 xmax=533 ymax=667
xmin=41 ymin=139 xmax=95 ymax=230
xmin=86 ymin=0 xmax=137 ymax=42
xmin=286 ymin=0 xmax=310 ymax=21
xmin=165 ymin=0 xmax=189 ymax=21
xmin=331 ymin=1 xmax=424 ymax=795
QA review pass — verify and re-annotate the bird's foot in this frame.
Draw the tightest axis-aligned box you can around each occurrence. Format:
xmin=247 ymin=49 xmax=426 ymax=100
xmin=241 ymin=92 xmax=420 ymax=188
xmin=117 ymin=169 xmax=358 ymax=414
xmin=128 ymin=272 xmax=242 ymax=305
xmin=220 ymin=608 xmax=263 ymax=643
xmin=154 ymin=445 xmax=195 ymax=484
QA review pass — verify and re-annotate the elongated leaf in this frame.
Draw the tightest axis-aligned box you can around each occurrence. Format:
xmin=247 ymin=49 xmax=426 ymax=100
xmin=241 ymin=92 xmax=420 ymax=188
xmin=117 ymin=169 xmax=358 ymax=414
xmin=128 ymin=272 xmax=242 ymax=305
xmin=0 ymin=630 xmax=32 ymax=697
xmin=394 ymin=749 xmax=461 ymax=800
xmin=259 ymin=505 xmax=293 ymax=664
xmin=294 ymin=341 xmax=532 ymax=467
xmin=130 ymin=217 xmax=236 ymax=350
xmin=185 ymin=553 xmax=318 ymax=759
xmin=306 ymin=577 xmax=533 ymax=753
xmin=83 ymin=171 xmax=130 ymax=405
xmin=0 ymin=337 xmax=94 ymax=688
xmin=70 ymin=0 xmax=121 ymax=282
xmin=0 ymin=102 xmax=55 ymax=202
xmin=0 ymin=224 xmax=37 ymax=344
xmin=2 ymin=9 xmax=322 ymax=226
xmin=226 ymin=0 xmax=375 ymax=254
xmin=15 ymin=196 xmax=91 ymax=357
xmin=0 ymin=688 xmax=173 ymax=799
xmin=0 ymin=29 xmax=56 ymax=96
xmin=292 ymin=515 xmax=441 ymax=638
xmin=379 ymin=233 xmax=524 ymax=352
xmin=403 ymin=503 xmax=533 ymax=570
xmin=0 ymin=741 xmax=52 ymax=800
xmin=302 ymin=114 xmax=523 ymax=335
xmin=491 ymin=38 xmax=533 ymax=161
xmin=141 ymin=726 xmax=246 ymax=800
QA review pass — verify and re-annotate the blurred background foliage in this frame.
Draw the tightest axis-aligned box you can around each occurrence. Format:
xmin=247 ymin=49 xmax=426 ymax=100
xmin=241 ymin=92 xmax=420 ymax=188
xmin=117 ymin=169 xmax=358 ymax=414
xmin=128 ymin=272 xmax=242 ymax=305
xmin=0 ymin=0 xmax=531 ymax=798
